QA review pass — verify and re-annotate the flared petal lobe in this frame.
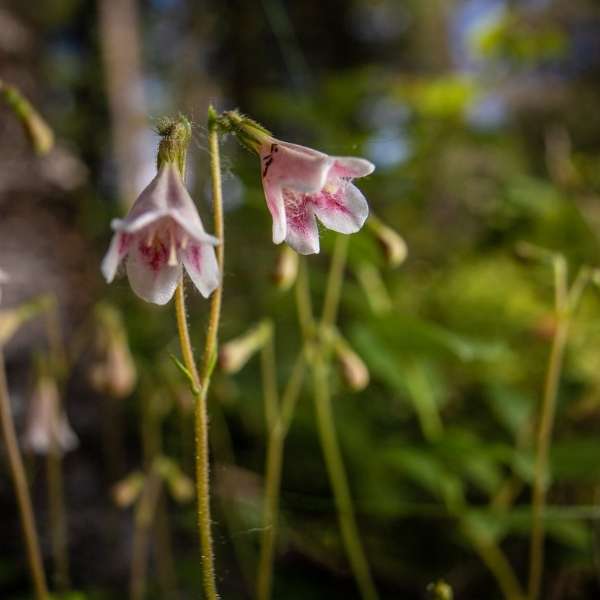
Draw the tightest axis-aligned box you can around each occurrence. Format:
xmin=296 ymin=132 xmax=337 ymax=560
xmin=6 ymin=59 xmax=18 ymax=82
xmin=126 ymin=234 xmax=182 ymax=305
xmin=312 ymin=181 xmax=369 ymax=235
xmin=283 ymin=189 xmax=320 ymax=255
xmin=182 ymin=242 xmax=220 ymax=298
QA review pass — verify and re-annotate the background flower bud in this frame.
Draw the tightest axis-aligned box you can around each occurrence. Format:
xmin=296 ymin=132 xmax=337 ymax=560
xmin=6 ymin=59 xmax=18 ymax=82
xmin=219 ymin=320 xmax=272 ymax=374
xmin=112 ymin=472 xmax=145 ymax=508
xmin=88 ymin=304 xmax=137 ymax=399
xmin=368 ymin=214 xmax=407 ymax=268
xmin=272 ymin=245 xmax=298 ymax=291
xmin=330 ymin=331 xmax=370 ymax=392
xmin=0 ymin=81 xmax=54 ymax=155
xmin=23 ymin=374 xmax=78 ymax=455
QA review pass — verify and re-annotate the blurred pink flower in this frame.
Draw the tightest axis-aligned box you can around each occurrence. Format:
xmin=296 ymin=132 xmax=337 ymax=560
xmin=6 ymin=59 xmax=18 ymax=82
xmin=101 ymin=162 xmax=220 ymax=305
xmin=23 ymin=376 xmax=78 ymax=455
xmin=259 ymin=140 xmax=374 ymax=254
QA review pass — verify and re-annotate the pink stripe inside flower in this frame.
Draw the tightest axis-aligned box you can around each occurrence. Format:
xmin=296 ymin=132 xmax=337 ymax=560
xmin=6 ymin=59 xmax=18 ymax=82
xmin=101 ymin=163 xmax=220 ymax=305
xmin=260 ymin=139 xmax=374 ymax=254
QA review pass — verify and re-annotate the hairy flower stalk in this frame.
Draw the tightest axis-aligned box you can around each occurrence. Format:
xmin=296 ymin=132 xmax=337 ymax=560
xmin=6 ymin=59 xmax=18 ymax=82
xmin=102 ymin=114 xmax=221 ymax=599
xmin=222 ymin=110 xmax=374 ymax=254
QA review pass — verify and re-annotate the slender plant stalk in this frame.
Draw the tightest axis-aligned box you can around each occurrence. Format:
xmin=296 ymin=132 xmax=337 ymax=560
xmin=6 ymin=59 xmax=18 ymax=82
xmin=42 ymin=304 xmax=71 ymax=593
xmin=0 ymin=351 xmax=49 ymax=600
xmin=130 ymin=473 xmax=162 ymax=600
xmin=46 ymin=449 xmax=70 ymax=592
xmin=528 ymin=316 xmax=569 ymax=600
xmin=257 ymin=423 xmax=285 ymax=600
xmin=321 ymin=235 xmax=349 ymax=328
xmin=302 ymin=236 xmax=379 ymax=600
xmin=154 ymin=494 xmax=179 ymax=599
xmin=256 ymin=342 xmax=306 ymax=600
xmin=173 ymin=108 xmax=223 ymax=600
xmin=465 ymin=526 xmax=526 ymax=600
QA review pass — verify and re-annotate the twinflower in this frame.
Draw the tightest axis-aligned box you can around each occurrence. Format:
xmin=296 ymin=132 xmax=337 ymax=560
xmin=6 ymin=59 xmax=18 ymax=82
xmin=101 ymin=162 xmax=220 ymax=305
xmin=224 ymin=111 xmax=374 ymax=254
xmin=23 ymin=375 xmax=78 ymax=455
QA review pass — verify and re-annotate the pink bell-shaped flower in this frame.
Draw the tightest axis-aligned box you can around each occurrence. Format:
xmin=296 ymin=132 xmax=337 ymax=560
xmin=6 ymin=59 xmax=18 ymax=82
xmin=23 ymin=375 xmax=78 ymax=455
xmin=101 ymin=162 xmax=220 ymax=305
xmin=259 ymin=140 xmax=374 ymax=254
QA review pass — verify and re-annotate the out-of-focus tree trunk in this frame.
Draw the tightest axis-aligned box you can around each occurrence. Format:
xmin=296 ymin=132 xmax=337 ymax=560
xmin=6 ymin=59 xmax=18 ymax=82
xmin=97 ymin=0 xmax=147 ymax=209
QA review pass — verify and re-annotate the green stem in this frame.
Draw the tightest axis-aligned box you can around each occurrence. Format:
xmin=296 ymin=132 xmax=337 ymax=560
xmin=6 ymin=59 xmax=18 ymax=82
xmin=321 ymin=235 xmax=349 ymax=328
xmin=170 ymin=108 xmax=222 ymax=600
xmin=528 ymin=316 xmax=569 ymax=600
xmin=464 ymin=525 xmax=526 ymax=600
xmin=46 ymin=449 xmax=70 ymax=592
xmin=191 ymin=107 xmax=226 ymax=600
xmin=311 ymin=353 xmax=378 ymax=600
xmin=311 ymin=235 xmax=379 ymax=600
xmin=0 ymin=351 xmax=49 ymax=600
xmin=256 ymin=342 xmax=306 ymax=600
xmin=130 ymin=473 xmax=162 ymax=600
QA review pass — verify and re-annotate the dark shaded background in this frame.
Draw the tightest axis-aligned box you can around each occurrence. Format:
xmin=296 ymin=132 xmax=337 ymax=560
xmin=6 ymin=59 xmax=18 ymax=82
xmin=2 ymin=0 xmax=600 ymax=598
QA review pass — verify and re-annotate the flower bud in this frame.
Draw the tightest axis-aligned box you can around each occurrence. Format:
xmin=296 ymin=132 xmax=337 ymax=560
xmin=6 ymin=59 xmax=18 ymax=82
xmin=23 ymin=374 xmax=78 ymax=455
xmin=220 ymin=110 xmax=272 ymax=154
xmin=368 ymin=214 xmax=407 ymax=268
xmin=427 ymin=580 xmax=453 ymax=600
xmin=89 ymin=304 xmax=137 ymax=399
xmin=154 ymin=456 xmax=194 ymax=503
xmin=112 ymin=471 xmax=145 ymax=508
xmin=330 ymin=331 xmax=369 ymax=392
xmin=219 ymin=320 xmax=272 ymax=374
xmin=272 ymin=245 xmax=298 ymax=291
xmin=1 ymin=81 xmax=54 ymax=155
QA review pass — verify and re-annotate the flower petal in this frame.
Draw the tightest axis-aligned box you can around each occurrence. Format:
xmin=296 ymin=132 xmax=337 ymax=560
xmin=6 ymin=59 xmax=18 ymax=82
xmin=330 ymin=157 xmax=375 ymax=179
xmin=283 ymin=190 xmax=320 ymax=254
xmin=313 ymin=182 xmax=369 ymax=235
xmin=164 ymin=165 xmax=220 ymax=244
xmin=261 ymin=140 xmax=334 ymax=194
xmin=101 ymin=232 xmax=134 ymax=282
xmin=182 ymin=242 xmax=220 ymax=298
xmin=126 ymin=237 xmax=181 ymax=305
xmin=261 ymin=179 xmax=287 ymax=244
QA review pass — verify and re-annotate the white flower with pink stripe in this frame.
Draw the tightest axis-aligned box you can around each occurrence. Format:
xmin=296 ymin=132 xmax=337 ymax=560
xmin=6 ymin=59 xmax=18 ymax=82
xmin=259 ymin=139 xmax=374 ymax=254
xmin=101 ymin=162 xmax=219 ymax=305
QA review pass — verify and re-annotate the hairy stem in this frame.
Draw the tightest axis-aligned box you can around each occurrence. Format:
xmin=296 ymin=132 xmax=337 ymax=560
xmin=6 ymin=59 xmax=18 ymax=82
xmin=0 ymin=351 xmax=49 ymax=600
xmin=170 ymin=107 xmax=223 ymax=600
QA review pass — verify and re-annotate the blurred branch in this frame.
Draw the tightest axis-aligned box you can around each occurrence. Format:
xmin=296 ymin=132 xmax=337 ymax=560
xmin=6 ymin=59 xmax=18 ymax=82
xmin=98 ymin=0 xmax=147 ymax=208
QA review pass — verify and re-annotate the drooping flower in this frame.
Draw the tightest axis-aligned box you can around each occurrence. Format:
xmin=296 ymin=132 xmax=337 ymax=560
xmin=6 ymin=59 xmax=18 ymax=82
xmin=258 ymin=140 xmax=374 ymax=254
xmin=223 ymin=111 xmax=375 ymax=255
xmin=101 ymin=162 xmax=220 ymax=305
xmin=88 ymin=304 xmax=137 ymax=399
xmin=23 ymin=375 xmax=78 ymax=455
